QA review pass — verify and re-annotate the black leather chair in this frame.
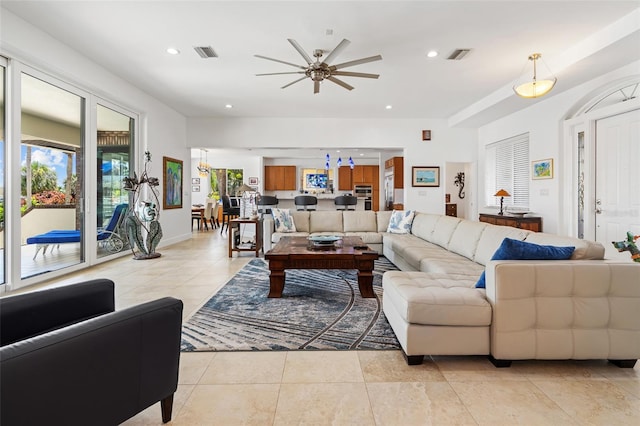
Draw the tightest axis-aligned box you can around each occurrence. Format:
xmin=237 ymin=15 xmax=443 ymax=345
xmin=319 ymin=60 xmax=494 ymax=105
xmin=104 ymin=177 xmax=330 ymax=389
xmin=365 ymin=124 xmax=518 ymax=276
xmin=334 ymin=195 xmax=358 ymax=210
xmin=257 ymin=195 xmax=279 ymax=217
xmin=0 ymin=279 xmax=183 ymax=426
xmin=220 ymin=194 xmax=240 ymax=233
xmin=294 ymin=195 xmax=318 ymax=211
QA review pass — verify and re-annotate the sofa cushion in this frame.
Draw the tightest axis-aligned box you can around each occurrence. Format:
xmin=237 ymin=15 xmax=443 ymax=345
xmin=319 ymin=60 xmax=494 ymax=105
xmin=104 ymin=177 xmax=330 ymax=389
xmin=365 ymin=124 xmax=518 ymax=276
xmin=309 ymin=211 xmax=343 ymax=233
xmin=448 ymin=221 xmax=488 ymax=260
xmin=376 ymin=210 xmax=393 ymax=232
xmin=344 ymin=232 xmax=383 ymax=246
xmin=524 ymin=233 xmax=604 ymax=260
xmin=430 ymin=216 xmax=462 ymax=248
xmin=410 ymin=213 xmax=440 ymax=242
xmin=291 ymin=211 xmax=310 ymax=233
xmin=383 ymin=271 xmax=491 ymax=326
xmin=475 ymin=238 xmax=575 ymax=288
xmin=272 ymin=208 xmax=297 ymax=233
xmin=387 ymin=210 xmax=415 ymax=234
xmin=343 ymin=211 xmax=377 ymax=232
xmin=473 ymin=225 xmax=531 ymax=265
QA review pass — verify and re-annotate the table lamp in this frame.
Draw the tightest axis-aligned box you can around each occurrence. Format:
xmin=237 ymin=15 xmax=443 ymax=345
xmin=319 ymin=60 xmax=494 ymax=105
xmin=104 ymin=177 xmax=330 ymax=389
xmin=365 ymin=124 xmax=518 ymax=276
xmin=494 ymin=189 xmax=510 ymax=215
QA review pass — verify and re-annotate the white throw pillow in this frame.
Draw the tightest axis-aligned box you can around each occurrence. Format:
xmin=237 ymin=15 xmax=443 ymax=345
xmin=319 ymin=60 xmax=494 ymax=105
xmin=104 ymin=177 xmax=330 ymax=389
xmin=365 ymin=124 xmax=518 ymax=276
xmin=387 ymin=210 xmax=415 ymax=234
xmin=272 ymin=208 xmax=297 ymax=233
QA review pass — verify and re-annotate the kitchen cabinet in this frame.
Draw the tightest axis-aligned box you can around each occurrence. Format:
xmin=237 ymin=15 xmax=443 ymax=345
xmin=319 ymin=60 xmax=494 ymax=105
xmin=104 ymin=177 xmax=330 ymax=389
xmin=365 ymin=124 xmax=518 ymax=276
xmin=264 ymin=166 xmax=297 ymax=191
xmin=338 ymin=166 xmax=352 ymax=191
xmin=384 ymin=157 xmax=404 ymax=188
xmin=479 ymin=213 xmax=542 ymax=232
xmin=337 ymin=165 xmax=380 ymax=210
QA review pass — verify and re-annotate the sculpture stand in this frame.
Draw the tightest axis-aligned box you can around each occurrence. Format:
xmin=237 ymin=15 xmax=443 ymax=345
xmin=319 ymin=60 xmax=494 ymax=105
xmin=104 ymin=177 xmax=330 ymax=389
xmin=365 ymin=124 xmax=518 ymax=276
xmin=133 ymin=252 xmax=162 ymax=260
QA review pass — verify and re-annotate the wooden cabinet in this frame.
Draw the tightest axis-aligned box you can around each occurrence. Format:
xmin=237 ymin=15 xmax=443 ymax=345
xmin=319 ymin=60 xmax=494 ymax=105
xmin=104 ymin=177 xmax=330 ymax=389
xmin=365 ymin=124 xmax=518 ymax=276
xmin=385 ymin=157 xmax=404 ymax=188
xmin=479 ymin=213 xmax=542 ymax=232
xmin=264 ymin=166 xmax=296 ymax=191
xmin=445 ymin=203 xmax=457 ymax=217
xmin=338 ymin=166 xmax=352 ymax=191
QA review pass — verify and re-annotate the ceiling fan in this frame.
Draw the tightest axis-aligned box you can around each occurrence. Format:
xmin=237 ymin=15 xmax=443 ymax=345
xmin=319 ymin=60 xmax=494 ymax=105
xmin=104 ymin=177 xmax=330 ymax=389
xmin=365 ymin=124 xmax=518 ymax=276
xmin=255 ymin=39 xmax=382 ymax=94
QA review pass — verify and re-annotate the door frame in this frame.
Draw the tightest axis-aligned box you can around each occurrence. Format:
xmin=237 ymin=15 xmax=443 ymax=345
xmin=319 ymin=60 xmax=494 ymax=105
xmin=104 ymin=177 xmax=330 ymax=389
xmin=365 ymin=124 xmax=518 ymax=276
xmin=561 ymin=78 xmax=640 ymax=240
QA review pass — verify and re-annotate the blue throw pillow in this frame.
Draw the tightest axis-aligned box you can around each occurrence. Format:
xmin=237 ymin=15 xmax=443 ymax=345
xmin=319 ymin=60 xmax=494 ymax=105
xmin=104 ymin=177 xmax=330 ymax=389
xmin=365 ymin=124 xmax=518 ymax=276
xmin=475 ymin=238 xmax=575 ymax=288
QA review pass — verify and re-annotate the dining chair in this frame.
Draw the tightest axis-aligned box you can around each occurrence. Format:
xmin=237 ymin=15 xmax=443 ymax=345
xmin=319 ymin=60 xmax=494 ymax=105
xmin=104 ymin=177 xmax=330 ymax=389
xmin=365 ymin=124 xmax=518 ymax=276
xmin=191 ymin=204 xmax=205 ymax=231
xmin=206 ymin=198 xmax=220 ymax=229
xmin=220 ymin=195 xmax=240 ymax=233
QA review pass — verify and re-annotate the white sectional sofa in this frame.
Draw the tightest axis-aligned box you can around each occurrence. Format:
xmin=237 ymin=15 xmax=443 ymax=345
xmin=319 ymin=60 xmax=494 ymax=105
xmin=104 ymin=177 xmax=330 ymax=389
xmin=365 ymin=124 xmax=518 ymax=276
xmin=263 ymin=210 xmax=640 ymax=368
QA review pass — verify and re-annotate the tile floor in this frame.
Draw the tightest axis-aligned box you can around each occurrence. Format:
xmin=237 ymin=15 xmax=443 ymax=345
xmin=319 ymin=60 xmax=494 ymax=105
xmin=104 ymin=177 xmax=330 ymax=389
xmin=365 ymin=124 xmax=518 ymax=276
xmin=14 ymin=229 xmax=640 ymax=425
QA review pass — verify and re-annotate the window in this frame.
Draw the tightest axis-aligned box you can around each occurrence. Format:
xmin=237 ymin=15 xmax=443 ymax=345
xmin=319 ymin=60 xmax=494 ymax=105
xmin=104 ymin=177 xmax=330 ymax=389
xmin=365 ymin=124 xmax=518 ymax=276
xmin=485 ymin=133 xmax=529 ymax=209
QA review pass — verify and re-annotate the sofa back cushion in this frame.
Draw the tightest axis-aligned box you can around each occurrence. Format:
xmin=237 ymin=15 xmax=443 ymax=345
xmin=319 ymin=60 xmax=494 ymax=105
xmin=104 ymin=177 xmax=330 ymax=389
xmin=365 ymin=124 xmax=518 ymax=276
xmin=430 ymin=216 xmax=462 ymax=249
xmin=410 ymin=213 xmax=440 ymax=241
xmin=310 ymin=211 xmax=343 ymax=233
xmin=291 ymin=211 xmax=310 ymax=233
xmin=524 ymin=233 xmax=605 ymax=260
xmin=448 ymin=220 xmax=488 ymax=260
xmin=473 ymin=224 xmax=531 ymax=265
xmin=343 ymin=211 xmax=377 ymax=232
xmin=376 ymin=211 xmax=392 ymax=232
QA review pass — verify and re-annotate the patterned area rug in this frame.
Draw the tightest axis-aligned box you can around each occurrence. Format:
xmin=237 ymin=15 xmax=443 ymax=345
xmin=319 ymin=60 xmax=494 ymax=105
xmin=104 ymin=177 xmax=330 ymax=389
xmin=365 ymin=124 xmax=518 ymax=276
xmin=181 ymin=257 xmax=400 ymax=351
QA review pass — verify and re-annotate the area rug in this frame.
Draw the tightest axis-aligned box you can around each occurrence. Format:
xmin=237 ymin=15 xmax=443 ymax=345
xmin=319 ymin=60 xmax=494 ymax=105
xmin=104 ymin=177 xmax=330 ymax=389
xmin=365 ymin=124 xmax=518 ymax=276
xmin=181 ymin=257 xmax=400 ymax=351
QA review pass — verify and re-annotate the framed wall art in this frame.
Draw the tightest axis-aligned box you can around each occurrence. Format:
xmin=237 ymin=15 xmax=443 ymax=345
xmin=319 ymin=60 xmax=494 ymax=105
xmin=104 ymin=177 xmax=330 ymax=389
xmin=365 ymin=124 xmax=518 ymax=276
xmin=192 ymin=185 xmax=200 ymax=192
xmin=248 ymin=176 xmax=259 ymax=186
xmin=532 ymin=158 xmax=553 ymax=180
xmin=412 ymin=166 xmax=440 ymax=187
xmin=163 ymin=156 xmax=183 ymax=209
xmin=191 ymin=177 xmax=200 ymax=185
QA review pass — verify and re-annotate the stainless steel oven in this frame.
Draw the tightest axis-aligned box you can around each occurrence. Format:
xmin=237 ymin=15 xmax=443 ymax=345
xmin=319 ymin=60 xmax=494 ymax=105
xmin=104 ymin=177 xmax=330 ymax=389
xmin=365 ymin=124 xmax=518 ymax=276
xmin=354 ymin=185 xmax=372 ymax=198
xmin=354 ymin=185 xmax=373 ymax=210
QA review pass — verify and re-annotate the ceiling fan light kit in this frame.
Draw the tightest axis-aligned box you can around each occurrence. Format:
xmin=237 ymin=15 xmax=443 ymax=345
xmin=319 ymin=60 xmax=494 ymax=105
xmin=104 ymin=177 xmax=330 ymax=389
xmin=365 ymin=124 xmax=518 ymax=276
xmin=513 ymin=53 xmax=557 ymax=99
xmin=255 ymin=38 xmax=382 ymax=94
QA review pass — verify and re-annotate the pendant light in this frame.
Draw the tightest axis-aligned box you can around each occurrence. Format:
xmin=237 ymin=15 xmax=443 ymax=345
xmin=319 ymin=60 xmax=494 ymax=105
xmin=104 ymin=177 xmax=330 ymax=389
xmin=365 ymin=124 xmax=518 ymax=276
xmin=513 ymin=53 xmax=557 ymax=99
xmin=197 ymin=149 xmax=210 ymax=177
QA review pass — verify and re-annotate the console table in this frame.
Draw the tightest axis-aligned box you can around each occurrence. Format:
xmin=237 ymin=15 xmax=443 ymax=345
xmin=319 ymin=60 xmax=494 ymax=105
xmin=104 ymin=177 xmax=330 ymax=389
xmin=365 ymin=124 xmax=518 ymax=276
xmin=228 ymin=218 xmax=263 ymax=257
xmin=479 ymin=213 xmax=542 ymax=232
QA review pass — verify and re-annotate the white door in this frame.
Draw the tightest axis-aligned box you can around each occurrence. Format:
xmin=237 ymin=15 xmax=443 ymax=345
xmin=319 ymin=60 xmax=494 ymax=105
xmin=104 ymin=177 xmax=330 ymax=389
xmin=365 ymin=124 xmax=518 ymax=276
xmin=595 ymin=109 xmax=640 ymax=260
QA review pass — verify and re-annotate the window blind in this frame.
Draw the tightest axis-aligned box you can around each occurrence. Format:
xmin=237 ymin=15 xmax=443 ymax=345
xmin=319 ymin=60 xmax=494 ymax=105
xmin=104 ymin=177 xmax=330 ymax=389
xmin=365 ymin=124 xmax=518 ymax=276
xmin=485 ymin=133 xmax=529 ymax=209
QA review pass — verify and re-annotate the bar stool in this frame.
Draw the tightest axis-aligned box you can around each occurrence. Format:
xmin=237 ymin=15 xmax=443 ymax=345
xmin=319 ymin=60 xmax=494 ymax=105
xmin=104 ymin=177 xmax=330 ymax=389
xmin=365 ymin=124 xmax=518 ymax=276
xmin=334 ymin=195 xmax=357 ymax=210
xmin=257 ymin=195 xmax=279 ymax=218
xmin=294 ymin=195 xmax=317 ymax=211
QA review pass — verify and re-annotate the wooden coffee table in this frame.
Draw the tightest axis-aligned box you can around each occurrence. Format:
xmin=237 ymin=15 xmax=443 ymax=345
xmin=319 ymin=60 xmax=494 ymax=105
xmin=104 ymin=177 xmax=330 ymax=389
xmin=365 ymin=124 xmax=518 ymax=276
xmin=264 ymin=236 xmax=379 ymax=298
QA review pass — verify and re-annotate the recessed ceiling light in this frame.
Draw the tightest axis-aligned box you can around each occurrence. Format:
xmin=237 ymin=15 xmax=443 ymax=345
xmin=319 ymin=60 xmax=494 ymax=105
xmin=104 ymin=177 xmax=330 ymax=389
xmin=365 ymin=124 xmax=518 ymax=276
xmin=225 ymin=104 xmax=233 ymax=109
xmin=360 ymin=153 xmax=364 ymax=156
xmin=385 ymin=105 xmax=393 ymax=109
xmin=427 ymin=50 xmax=438 ymax=58
xmin=167 ymin=47 xmax=180 ymax=55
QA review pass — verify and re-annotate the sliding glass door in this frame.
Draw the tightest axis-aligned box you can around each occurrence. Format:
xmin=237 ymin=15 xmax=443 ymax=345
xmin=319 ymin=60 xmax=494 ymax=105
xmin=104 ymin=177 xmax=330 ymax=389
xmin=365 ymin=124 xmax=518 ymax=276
xmin=96 ymin=103 xmax=134 ymax=258
xmin=20 ymin=72 xmax=85 ymax=279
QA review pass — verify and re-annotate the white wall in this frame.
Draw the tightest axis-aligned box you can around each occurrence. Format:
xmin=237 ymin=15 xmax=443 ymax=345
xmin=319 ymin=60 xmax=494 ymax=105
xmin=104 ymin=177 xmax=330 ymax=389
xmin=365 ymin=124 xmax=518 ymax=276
xmin=1 ymin=9 xmax=190 ymax=247
xmin=187 ymin=118 xmax=478 ymax=213
xmin=478 ymin=60 xmax=640 ymax=235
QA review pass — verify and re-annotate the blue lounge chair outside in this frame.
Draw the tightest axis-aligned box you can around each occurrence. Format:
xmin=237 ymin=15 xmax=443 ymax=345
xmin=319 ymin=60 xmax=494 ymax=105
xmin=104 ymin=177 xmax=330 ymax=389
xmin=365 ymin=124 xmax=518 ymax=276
xmin=26 ymin=204 xmax=129 ymax=259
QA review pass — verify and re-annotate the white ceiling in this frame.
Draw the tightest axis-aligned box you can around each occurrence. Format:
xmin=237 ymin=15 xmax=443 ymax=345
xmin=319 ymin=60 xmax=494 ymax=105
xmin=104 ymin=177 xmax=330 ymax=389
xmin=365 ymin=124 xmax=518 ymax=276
xmin=4 ymin=0 xmax=639 ymax=129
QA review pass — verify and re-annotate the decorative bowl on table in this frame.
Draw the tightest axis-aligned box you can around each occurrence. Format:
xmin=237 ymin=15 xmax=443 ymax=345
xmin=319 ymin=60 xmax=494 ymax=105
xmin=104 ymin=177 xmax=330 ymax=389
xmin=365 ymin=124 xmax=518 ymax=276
xmin=308 ymin=235 xmax=341 ymax=248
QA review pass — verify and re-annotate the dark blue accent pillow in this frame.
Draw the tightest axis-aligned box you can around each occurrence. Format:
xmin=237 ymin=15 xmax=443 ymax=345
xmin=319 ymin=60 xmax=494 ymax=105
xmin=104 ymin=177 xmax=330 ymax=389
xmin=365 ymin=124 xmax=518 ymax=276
xmin=475 ymin=238 xmax=575 ymax=288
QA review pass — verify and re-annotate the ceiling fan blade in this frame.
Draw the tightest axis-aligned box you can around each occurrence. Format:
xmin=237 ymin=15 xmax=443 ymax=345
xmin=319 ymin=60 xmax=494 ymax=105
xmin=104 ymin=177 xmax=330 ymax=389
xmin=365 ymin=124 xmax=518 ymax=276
xmin=281 ymin=76 xmax=308 ymax=89
xmin=330 ymin=55 xmax=383 ymax=71
xmin=327 ymin=76 xmax=354 ymax=91
xmin=256 ymin=71 xmax=306 ymax=76
xmin=332 ymin=71 xmax=379 ymax=79
xmin=314 ymin=80 xmax=320 ymax=94
xmin=254 ymin=54 xmax=306 ymax=70
xmin=321 ymin=38 xmax=350 ymax=66
xmin=287 ymin=39 xmax=313 ymax=65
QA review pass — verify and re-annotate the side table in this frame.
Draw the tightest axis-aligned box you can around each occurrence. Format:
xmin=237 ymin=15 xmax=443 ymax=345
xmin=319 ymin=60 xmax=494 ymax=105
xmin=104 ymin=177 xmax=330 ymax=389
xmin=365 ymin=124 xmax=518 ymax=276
xmin=228 ymin=218 xmax=263 ymax=257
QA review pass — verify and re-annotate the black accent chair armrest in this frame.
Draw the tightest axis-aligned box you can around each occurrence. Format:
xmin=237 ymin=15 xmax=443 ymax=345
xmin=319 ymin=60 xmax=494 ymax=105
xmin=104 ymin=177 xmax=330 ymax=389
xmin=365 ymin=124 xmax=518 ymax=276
xmin=0 ymin=280 xmax=183 ymax=426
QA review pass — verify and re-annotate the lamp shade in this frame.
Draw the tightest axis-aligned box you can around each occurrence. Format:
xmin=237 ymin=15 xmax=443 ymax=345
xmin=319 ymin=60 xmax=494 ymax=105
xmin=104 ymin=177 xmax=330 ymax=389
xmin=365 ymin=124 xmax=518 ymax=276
xmin=513 ymin=53 xmax=556 ymax=99
xmin=237 ymin=184 xmax=254 ymax=194
xmin=494 ymin=189 xmax=510 ymax=197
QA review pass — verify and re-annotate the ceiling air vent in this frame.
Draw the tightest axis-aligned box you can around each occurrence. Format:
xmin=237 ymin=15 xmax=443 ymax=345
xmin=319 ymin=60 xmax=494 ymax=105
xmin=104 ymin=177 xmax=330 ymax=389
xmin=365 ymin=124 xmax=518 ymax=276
xmin=447 ymin=49 xmax=471 ymax=60
xmin=193 ymin=46 xmax=218 ymax=58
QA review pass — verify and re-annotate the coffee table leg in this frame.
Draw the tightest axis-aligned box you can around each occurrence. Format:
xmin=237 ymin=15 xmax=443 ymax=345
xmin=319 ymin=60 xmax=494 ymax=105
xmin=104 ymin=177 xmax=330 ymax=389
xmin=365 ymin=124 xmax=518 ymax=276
xmin=268 ymin=269 xmax=285 ymax=298
xmin=356 ymin=270 xmax=375 ymax=298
